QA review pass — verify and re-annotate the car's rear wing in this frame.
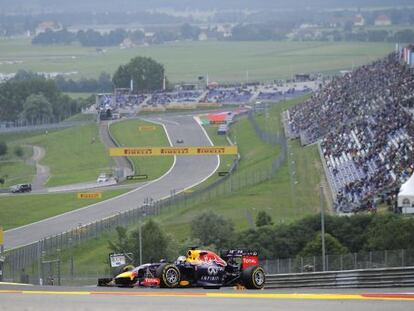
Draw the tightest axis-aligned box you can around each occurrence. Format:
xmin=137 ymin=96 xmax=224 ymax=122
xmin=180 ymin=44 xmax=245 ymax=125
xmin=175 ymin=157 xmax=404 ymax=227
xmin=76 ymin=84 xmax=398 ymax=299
xmin=220 ymin=250 xmax=259 ymax=269
xmin=220 ymin=250 xmax=258 ymax=257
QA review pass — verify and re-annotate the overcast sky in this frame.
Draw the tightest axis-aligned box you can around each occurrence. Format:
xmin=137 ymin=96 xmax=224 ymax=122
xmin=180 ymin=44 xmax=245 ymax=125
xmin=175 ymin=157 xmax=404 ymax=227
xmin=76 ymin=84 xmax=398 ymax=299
xmin=0 ymin=0 xmax=412 ymax=13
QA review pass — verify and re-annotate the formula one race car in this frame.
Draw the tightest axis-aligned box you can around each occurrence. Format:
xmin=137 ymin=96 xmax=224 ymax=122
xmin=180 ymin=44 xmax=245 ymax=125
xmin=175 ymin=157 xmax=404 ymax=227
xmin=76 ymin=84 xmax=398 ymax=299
xmin=98 ymin=249 xmax=265 ymax=289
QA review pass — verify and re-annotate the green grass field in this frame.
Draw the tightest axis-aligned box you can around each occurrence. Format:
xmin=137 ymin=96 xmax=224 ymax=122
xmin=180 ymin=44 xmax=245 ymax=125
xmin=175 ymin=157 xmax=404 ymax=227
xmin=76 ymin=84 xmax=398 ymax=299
xmin=0 ymin=141 xmax=34 ymax=188
xmin=0 ymin=38 xmax=394 ymax=82
xmin=0 ymin=189 xmax=127 ymax=230
xmin=187 ymin=124 xmax=235 ymax=192
xmin=0 ymin=130 xmax=51 ymax=188
xmin=110 ymin=119 xmax=174 ymax=180
xmin=19 ymin=124 xmax=112 ymax=186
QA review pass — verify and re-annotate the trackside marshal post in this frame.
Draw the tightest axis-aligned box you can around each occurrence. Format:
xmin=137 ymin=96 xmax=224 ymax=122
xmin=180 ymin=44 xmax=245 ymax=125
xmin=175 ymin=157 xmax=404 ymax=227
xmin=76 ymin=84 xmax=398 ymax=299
xmin=109 ymin=146 xmax=238 ymax=156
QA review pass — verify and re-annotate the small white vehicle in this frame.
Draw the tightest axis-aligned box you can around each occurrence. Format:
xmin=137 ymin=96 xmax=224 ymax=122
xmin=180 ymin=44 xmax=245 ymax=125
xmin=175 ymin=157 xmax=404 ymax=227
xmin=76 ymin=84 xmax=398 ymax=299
xmin=96 ymin=173 xmax=110 ymax=183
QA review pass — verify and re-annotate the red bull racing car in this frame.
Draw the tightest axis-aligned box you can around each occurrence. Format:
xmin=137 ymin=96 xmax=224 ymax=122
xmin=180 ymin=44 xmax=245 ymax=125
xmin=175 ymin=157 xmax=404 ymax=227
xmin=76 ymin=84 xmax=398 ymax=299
xmin=98 ymin=249 xmax=265 ymax=289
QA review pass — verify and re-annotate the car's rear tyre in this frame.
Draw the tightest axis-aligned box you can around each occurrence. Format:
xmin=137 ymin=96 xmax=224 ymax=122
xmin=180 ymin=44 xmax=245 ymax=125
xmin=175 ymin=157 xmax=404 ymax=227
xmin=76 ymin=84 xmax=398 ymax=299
xmin=241 ymin=266 xmax=265 ymax=289
xmin=156 ymin=263 xmax=181 ymax=288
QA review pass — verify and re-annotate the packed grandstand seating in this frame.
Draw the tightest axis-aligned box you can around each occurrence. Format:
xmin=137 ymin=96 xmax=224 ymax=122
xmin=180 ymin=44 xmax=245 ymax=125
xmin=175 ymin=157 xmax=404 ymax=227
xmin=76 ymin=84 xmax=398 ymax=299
xmin=285 ymin=50 xmax=414 ymax=212
xmin=97 ymin=82 xmax=315 ymax=111
xmin=256 ymin=88 xmax=310 ymax=101
xmin=147 ymin=90 xmax=202 ymax=105
xmin=97 ymin=94 xmax=146 ymax=109
xmin=203 ymin=87 xmax=253 ymax=103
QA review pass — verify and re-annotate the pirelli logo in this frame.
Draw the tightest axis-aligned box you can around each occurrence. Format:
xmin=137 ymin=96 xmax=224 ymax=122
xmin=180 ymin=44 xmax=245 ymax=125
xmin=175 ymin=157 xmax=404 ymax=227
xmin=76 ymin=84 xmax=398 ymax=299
xmin=197 ymin=147 xmax=226 ymax=154
xmin=139 ymin=125 xmax=156 ymax=131
xmin=124 ymin=148 xmax=153 ymax=155
xmin=77 ymin=192 xmax=102 ymax=199
xmin=161 ymin=148 xmax=189 ymax=154
xmin=109 ymin=146 xmax=238 ymax=156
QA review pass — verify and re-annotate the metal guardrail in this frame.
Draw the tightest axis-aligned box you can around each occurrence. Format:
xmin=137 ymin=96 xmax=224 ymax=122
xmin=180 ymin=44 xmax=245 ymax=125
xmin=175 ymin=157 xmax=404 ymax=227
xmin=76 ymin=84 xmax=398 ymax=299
xmin=0 ymin=121 xmax=93 ymax=133
xmin=265 ymin=266 xmax=414 ymax=288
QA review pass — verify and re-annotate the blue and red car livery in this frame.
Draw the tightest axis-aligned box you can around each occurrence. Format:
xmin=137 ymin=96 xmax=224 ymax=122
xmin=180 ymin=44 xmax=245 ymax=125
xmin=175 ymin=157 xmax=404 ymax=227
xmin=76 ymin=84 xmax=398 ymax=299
xmin=98 ymin=249 xmax=265 ymax=290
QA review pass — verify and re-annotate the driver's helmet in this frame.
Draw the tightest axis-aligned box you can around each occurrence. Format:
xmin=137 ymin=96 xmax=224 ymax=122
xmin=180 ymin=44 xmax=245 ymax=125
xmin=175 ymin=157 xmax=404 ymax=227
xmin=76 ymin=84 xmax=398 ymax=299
xmin=176 ymin=256 xmax=186 ymax=264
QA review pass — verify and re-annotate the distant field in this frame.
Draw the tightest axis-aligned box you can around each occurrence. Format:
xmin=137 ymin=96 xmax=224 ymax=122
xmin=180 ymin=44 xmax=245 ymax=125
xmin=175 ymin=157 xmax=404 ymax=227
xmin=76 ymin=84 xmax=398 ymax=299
xmin=0 ymin=38 xmax=394 ymax=82
xmin=63 ymin=92 xmax=94 ymax=99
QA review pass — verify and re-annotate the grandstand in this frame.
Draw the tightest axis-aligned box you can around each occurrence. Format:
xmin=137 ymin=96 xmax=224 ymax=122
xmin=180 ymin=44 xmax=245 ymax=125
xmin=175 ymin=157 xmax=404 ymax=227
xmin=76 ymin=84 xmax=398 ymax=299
xmin=95 ymin=81 xmax=316 ymax=115
xmin=147 ymin=90 xmax=203 ymax=105
xmin=203 ymin=87 xmax=253 ymax=103
xmin=284 ymin=47 xmax=414 ymax=212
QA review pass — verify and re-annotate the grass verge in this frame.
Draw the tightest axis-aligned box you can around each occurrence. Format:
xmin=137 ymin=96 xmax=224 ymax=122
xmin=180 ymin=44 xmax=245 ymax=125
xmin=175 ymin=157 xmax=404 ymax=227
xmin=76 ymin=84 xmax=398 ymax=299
xmin=110 ymin=119 xmax=174 ymax=181
xmin=0 ymin=189 xmax=128 ymax=231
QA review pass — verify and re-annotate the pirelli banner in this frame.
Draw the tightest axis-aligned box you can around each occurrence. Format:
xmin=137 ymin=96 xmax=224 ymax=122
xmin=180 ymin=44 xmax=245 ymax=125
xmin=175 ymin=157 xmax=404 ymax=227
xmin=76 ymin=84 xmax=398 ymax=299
xmin=109 ymin=146 xmax=238 ymax=157
xmin=77 ymin=192 xmax=102 ymax=199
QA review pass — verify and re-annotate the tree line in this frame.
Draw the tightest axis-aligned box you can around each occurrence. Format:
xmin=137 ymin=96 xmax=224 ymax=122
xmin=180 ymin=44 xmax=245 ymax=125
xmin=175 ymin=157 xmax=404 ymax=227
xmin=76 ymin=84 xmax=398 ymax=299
xmin=31 ymin=24 xmax=203 ymax=47
xmin=32 ymin=28 xmax=131 ymax=46
xmin=56 ymin=56 xmax=166 ymax=93
xmin=295 ymin=28 xmax=414 ymax=43
xmin=31 ymin=24 xmax=414 ymax=47
xmin=0 ymin=56 xmax=165 ymax=123
xmin=54 ymin=72 xmax=113 ymax=93
xmin=0 ymin=71 xmax=93 ymax=123
xmin=109 ymin=211 xmax=414 ymax=265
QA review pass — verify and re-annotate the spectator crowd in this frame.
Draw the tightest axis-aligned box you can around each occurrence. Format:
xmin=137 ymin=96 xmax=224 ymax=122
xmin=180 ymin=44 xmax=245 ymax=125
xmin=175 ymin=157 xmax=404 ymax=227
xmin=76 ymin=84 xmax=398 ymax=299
xmin=286 ymin=51 xmax=414 ymax=212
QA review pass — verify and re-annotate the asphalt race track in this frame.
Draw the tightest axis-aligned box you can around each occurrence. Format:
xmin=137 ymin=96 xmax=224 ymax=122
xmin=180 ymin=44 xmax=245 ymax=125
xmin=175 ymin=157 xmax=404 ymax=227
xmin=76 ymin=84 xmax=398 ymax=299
xmin=4 ymin=115 xmax=219 ymax=250
xmin=0 ymin=284 xmax=413 ymax=311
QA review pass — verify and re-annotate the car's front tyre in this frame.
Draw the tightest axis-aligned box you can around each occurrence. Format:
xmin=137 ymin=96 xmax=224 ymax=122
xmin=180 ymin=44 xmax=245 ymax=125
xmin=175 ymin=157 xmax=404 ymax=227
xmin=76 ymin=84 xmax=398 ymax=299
xmin=156 ymin=263 xmax=181 ymax=288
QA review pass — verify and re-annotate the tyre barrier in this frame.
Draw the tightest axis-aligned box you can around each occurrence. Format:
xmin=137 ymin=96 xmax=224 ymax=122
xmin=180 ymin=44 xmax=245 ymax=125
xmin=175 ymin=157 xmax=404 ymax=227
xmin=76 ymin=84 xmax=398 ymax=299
xmin=265 ymin=267 xmax=414 ymax=288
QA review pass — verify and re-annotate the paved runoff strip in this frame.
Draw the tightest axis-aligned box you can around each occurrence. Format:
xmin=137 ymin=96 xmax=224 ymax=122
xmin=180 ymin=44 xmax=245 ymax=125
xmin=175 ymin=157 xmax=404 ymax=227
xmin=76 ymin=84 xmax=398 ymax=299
xmin=0 ymin=290 xmax=414 ymax=301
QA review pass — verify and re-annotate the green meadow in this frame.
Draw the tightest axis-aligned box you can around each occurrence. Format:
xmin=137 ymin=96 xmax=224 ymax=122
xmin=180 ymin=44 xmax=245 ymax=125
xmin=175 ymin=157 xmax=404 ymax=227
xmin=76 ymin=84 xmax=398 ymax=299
xmin=0 ymin=38 xmax=394 ymax=82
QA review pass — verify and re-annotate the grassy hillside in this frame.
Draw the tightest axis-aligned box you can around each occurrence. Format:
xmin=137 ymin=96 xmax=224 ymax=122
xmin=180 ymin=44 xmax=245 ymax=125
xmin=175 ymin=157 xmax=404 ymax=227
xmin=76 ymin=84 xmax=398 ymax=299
xmin=0 ymin=39 xmax=394 ymax=82
xmin=20 ymin=123 xmax=112 ymax=186
xmin=0 ymin=130 xmax=53 ymax=188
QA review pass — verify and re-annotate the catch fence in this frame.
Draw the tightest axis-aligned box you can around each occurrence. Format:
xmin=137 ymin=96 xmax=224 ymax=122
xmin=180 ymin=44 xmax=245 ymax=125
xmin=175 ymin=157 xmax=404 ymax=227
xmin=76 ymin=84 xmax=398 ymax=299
xmin=263 ymin=248 xmax=414 ymax=275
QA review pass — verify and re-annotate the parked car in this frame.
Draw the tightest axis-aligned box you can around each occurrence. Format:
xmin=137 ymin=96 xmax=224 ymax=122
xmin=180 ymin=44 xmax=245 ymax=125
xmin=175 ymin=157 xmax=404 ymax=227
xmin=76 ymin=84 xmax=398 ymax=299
xmin=10 ymin=184 xmax=32 ymax=193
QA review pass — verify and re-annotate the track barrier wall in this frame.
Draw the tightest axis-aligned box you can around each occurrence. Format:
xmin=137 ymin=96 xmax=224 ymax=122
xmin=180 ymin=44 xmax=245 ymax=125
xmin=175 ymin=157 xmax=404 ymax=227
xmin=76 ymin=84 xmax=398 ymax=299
xmin=265 ymin=266 xmax=414 ymax=288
